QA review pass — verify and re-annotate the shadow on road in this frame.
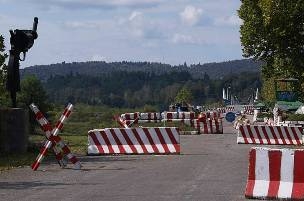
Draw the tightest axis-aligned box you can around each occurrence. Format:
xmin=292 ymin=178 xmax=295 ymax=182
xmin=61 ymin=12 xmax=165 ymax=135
xmin=0 ymin=181 xmax=70 ymax=190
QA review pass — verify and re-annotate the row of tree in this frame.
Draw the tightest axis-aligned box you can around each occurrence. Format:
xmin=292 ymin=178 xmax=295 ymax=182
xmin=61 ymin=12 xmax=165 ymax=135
xmin=1 ymin=32 xmax=261 ymax=110
xmin=239 ymin=0 xmax=304 ymax=101
xmin=42 ymin=70 xmax=261 ymax=108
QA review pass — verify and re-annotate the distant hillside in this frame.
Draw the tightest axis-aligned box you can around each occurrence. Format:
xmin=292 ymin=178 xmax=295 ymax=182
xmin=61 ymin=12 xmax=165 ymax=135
xmin=20 ymin=59 xmax=261 ymax=82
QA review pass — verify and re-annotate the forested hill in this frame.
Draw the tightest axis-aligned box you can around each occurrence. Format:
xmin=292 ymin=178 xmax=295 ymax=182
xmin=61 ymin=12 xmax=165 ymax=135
xmin=20 ymin=59 xmax=261 ymax=81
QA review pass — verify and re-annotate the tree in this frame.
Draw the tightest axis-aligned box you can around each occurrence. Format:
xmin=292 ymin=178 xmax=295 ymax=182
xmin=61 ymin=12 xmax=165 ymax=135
xmin=239 ymin=0 xmax=304 ymax=101
xmin=0 ymin=35 xmax=8 ymax=107
xmin=175 ymin=86 xmax=193 ymax=104
xmin=239 ymin=0 xmax=304 ymax=78
xmin=18 ymin=75 xmax=49 ymax=111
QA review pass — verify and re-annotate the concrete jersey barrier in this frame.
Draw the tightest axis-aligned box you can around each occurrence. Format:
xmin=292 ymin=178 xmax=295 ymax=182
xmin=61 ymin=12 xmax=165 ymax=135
xmin=88 ymin=127 xmax=180 ymax=155
xmin=237 ymin=125 xmax=303 ymax=145
xmin=245 ymin=147 xmax=304 ymax=200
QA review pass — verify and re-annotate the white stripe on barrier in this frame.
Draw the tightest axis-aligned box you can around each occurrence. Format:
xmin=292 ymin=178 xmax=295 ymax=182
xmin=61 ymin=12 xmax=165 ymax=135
xmin=253 ymin=148 xmax=269 ymax=197
xmin=278 ymin=149 xmax=294 ymax=198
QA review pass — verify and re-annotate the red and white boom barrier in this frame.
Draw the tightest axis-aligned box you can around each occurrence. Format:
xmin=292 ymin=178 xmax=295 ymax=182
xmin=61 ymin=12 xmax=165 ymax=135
xmin=88 ymin=127 xmax=180 ymax=155
xmin=140 ymin=112 xmax=161 ymax=120
xmin=162 ymin=112 xmax=196 ymax=120
xmin=245 ymin=147 xmax=304 ymax=200
xmin=121 ymin=112 xmax=140 ymax=120
xmin=119 ymin=111 xmax=223 ymax=134
xmin=237 ymin=125 xmax=303 ymax=145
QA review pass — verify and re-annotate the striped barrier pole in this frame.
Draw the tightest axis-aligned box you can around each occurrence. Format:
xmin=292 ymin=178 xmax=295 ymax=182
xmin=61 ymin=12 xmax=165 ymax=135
xmin=30 ymin=104 xmax=66 ymax=168
xmin=114 ymin=115 xmax=129 ymax=128
xmin=30 ymin=103 xmax=81 ymax=170
xmin=48 ymin=103 xmax=81 ymax=169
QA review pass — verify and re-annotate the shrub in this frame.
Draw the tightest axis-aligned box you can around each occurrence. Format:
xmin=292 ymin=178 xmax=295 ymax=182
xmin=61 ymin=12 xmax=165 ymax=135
xmin=285 ymin=114 xmax=304 ymax=121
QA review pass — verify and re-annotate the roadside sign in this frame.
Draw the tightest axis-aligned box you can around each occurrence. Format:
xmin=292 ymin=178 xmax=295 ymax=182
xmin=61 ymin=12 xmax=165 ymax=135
xmin=225 ymin=112 xmax=236 ymax=122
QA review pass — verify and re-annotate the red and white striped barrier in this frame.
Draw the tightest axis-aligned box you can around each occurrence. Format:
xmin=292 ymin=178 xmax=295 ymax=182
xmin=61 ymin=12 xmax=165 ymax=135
xmin=245 ymin=147 xmax=304 ymax=200
xmin=140 ymin=112 xmax=161 ymax=120
xmin=225 ymin=106 xmax=235 ymax=112
xmin=121 ymin=112 xmax=140 ymax=120
xmin=193 ymin=118 xmax=223 ymax=134
xmin=243 ymin=105 xmax=254 ymax=114
xmin=217 ymin=108 xmax=226 ymax=114
xmin=30 ymin=103 xmax=81 ymax=170
xmin=114 ymin=115 xmax=129 ymax=128
xmin=237 ymin=125 xmax=303 ymax=145
xmin=88 ymin=127 xmax=180 ymax=155
xmin=162 ymin=118 xmax=194 ymax=126
xmin=205 ymin=111 xmax=221 ymax=119
xmin=162 ymin=112 xmax=196 ymax=120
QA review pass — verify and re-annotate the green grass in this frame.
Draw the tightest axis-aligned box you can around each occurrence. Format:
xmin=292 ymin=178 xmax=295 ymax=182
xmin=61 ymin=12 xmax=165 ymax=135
xmin=29 ymin=134 xmax=87 ymax=155
xmin=1 ymin=104 xmax=197 ymax=171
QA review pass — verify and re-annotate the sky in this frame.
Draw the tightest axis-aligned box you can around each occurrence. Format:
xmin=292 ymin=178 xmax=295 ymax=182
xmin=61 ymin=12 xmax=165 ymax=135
xmin=0 ymin=0 xmax=243 ymax=68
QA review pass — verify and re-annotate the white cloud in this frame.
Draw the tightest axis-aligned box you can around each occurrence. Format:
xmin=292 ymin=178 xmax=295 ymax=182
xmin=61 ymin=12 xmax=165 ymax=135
xmin=214 ymin=15 xmax=242 ymax=26
xmin=24 ymin=0 xmax=165 ymax=10
xmin=172 ymin=33 xmax=194 ymax=44
xmin=91 ymin=54 xmax=107 ymax=61
xmin=129 ymin=11 xmax=142 ymax=21
xmin=64 ymin=21 xmax=103 ymax=29
xmin=180 ymin=5 xmax=203 ymax=26
xmin=171 ymin=33 xmax=206 ymax=45
xmin=124 ymin=11 xmax=166 ymax=40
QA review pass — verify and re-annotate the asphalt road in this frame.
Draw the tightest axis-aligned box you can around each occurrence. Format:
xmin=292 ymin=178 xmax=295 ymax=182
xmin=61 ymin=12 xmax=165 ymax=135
xmin=0 ymin=122 xmax=262 ymax=201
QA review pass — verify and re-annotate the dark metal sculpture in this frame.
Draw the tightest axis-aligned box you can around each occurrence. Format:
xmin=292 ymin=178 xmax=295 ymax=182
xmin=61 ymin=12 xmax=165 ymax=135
xmin=6 ymin=17 xmax=38 ymax=107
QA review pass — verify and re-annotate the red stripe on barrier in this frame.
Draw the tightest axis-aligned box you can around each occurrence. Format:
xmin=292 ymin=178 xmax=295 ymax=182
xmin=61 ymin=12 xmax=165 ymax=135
xmin=120 ymin=129 xmax=138 ymax=153
xmin=268 ymin=151 xmax=281 ymax=198
xmin=268 ymin=126 xmax=279 ymax=144
xmin=239 ymin=126 xmax=249 ymax=144
xmin=55 ymin=122 xmax=64 ymax=130
xmin=165 ymin=128 xmax=180 ymax=153
xmin=203 ymin=119 xmax=208 ymax=134
xmin=36 ymin=111 xmax=44 ymax=120
xmin=283 ymin=126 xmax=293 ymax=145
xmin=69 ymin=156 xmax=79 ymax=164
xmin=132 ymin=128 xmax=148 ymax=153
xmin=167 ymin=113 xmax=172 ymax=119
xmin=49 ymin=135 xmax=61 ymax=143
xmin=109 ymin=129 xmax=126 ymax=154
xmin=261 ymin=126 xmax=271 ymax=144
xmin=100 ymin=130 xmax=115 ymax=153
xmin=89 ymin=132 xmax=104 ymax=154
xmin=31 ymin=162 xmax=40 ymax=171
xmin=276 ymin=127 xmax=287 ymax=144
xmin=155 ymin=128 xmax=170 ymax=153
xmin=290 ymin=127 xmax=301 ymax=145
xmin=253 ymin=126 xmax=264 ymax=144
xmin=143 ymin=128 xmax=159 ymax=153
xmin=63 ymin=108 xmax=72 ymax=118
xmin=292 ymin=151 xmax=304 ymax=198
xmin=62 ymin=145 xmax=71 ymax=154
xmin=246 ymin=125 xmax=256 ymax=144
xmin=245 ymin=148 xmax=256 ymax=197
xmin=55 ymin=153 xmax=64 ymax=161
xmin=42 ymin=123 xmax=52 ymax=132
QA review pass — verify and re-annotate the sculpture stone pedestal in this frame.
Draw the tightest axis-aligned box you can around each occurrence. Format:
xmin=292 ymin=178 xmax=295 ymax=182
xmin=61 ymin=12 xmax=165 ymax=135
xmin=0 ymin=108 xmax=29 ymax=153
